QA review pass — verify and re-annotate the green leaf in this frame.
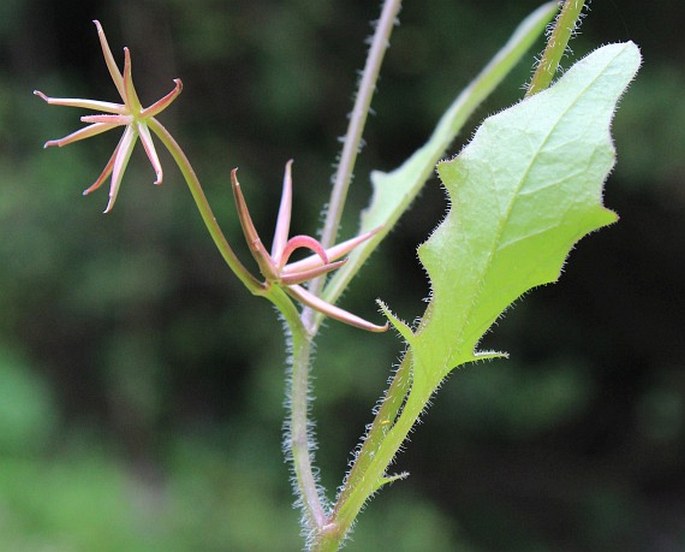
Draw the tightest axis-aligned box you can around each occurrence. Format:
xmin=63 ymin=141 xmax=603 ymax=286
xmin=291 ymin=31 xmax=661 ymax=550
xmin=323 ymin=43 xmax=640 ymax=549
xmin=321 ymin=3 xmax=558 ymax=307
xmin=409 ymin=42 xmax=641 ymax=393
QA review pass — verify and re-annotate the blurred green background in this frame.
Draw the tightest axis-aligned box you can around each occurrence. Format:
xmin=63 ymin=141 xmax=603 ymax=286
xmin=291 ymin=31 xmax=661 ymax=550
xmin=1 ymin=1 xmax=684 ymax=550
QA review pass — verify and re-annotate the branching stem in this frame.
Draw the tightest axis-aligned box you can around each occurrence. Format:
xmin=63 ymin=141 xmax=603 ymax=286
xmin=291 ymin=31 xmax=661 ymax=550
xmin=151 ymin=2 xmax=407 ymax=534
xmin=278 ymin=0 xmax=404 ymax=545
xmin=150 ymin=116 xmax=327 ymax=529
xmin=151 ymin=2 xmax=610 ymax=551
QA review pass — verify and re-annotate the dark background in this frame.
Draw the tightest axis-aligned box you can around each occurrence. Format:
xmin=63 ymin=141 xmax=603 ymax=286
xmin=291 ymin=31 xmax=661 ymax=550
xmin=1 ymin=1 xmax=683 ymax=550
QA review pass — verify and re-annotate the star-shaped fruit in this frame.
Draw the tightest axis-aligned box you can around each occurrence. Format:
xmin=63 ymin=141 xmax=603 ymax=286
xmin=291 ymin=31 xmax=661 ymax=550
xmin=231 ymin=161 xmax=388 ymax=333
xmin=35 ymin=20 xmax=182 ymax=212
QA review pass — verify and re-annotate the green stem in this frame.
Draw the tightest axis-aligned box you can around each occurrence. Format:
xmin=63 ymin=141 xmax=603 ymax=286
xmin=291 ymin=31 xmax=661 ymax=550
xmin=281 ymin=296 xmax=328 ymax=531
xmin=147 ymin=117 xmax=261 ymax=293
xmin=303 ymin=0 xmax=402 ymax=328
xmin=527 ymin=0 xmax=586 ymax=96
xmin=333 ymin=350 xmax=412 ymax=512
xmin=315 ymin=363 xmax=428 ymax=551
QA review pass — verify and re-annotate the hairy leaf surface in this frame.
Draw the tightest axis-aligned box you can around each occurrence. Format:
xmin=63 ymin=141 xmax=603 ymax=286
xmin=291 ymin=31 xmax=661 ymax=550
xmin=395 ymin=42 xmax=641 ymax=394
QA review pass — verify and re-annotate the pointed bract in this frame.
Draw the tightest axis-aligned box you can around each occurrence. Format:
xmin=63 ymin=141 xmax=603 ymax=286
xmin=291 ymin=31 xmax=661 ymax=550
xmin=141 ymin=79 xmax=183 ymax=118
xmin=271 ymin=159 xmax=294 ymax=260
xmin=93 ymin=20 xmax=125 ymax=99
xmin=105 ymin=125 xmax=137 ymax=213
xmin=281 ymin=227 xmax=382 ymax=275
xmin=279 ymin=235 xmax=329 ymax=269
xmin=287 ymin=285 xmax=389 ymax=333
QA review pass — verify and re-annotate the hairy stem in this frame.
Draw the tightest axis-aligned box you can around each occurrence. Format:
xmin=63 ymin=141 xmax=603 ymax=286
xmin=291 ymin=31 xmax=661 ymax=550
xmin=273 ymin=0 xmax=404 ymax=542
xmin=527 ymin=0 xmax=586 ymax=96
xmin=319 ymin=0 xmax=402 ymax=248
xmin=333 ymin=350 xmax=413 ymax=515
xmin=285 ymin=310 xmax=328 ymax=533
xmin=315 ymin=359 xmax=426 ymax=551
xmin=147 ymin=117 xmax=261 ymax=292
xmin=303 ymin=0 xmax=402 ymax=323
